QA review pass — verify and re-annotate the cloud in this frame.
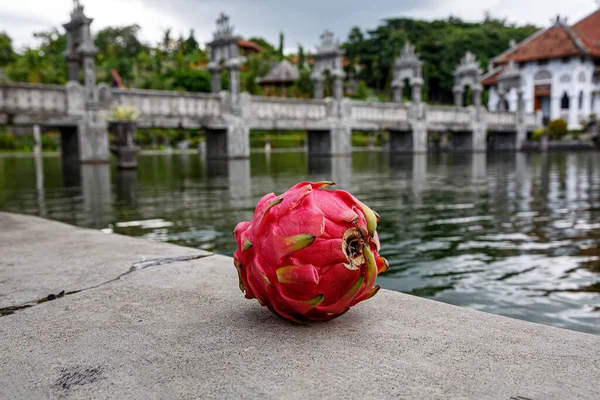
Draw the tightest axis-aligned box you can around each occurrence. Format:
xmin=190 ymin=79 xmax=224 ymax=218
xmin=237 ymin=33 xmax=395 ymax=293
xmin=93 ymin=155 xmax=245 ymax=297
xmin=0 ymin=0 xmax=597 ymax=52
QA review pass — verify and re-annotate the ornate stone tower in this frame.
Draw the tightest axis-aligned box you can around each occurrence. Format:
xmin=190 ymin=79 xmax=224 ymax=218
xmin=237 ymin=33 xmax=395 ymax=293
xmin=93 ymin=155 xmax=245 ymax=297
xmin=207 ymin=13 xmax=246 ymax=105
xmin=453 ymin=52 xmax=483 ymax=108
xmin=63 ymin=0 xmax=99 ymax=105
xmin=311 ymin=30 xmax=345 ymax=100
xmin=497 ymin=60 xmax=523 ymax=113
xmin=391 ymin=42 xmax=424 ymax=104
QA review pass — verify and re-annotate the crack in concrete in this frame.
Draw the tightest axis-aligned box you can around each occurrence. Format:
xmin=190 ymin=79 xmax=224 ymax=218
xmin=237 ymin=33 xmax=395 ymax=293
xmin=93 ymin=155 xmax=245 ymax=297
xmin=0 ymin=253 xmax=213 ymax=317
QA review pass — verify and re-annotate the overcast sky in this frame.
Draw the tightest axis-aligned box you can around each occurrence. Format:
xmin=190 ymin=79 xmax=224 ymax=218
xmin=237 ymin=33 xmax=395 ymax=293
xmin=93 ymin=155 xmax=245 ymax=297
xmin=1 ymin=0 xmax=598 ymax=52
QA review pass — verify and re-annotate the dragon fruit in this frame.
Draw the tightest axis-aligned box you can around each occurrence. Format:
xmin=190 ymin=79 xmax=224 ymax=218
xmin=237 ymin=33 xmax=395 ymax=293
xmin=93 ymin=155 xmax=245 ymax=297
xmin=233 ymin=181 xmax=388 ymax=322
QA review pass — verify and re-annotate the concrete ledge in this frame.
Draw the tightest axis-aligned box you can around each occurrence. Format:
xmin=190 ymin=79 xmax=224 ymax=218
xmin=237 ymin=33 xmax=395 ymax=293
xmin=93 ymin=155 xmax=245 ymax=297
xmin=0 ymin=213 xmax=599 ymax=399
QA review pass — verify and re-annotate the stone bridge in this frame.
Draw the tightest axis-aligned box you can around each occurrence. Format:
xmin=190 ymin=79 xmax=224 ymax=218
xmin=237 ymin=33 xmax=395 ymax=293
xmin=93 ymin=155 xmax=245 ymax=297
xmin=0 ymin=82 xmax=541 ymax=162
xmin=0 ymin=4 xmax=541 ymax=164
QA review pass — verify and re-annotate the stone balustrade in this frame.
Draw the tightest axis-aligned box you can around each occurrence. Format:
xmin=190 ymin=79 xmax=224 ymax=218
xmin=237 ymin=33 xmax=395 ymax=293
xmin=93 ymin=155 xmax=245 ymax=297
xmin=250 ymin=96 xmax=329 ymax=121
xmin=0 ymin=82 xmax=543 ymax=160
xmin=349 ymin=101 xmax=409 ymax=123
xmin=427 ymin=106 xmax=472 ymax=125
xmin=112 ymin=89 xmax=222 ymax=120
xmin=0 ymin=83 xmax=67 ymax=117
xmin=485 ymin=111 xmax=517 ymax=128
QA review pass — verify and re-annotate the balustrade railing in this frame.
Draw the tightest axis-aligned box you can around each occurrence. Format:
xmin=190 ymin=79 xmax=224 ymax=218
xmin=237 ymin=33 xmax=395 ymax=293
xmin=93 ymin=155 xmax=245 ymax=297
xmin=251 ymin=97 xmax=328 ymax=120
xmin=350 ymin=102 xmax=408 ymax=122
xmin=113 ymin=89 xmax=221 ymax=118
xmin=0 ymin=83 xmax=67 ymax=114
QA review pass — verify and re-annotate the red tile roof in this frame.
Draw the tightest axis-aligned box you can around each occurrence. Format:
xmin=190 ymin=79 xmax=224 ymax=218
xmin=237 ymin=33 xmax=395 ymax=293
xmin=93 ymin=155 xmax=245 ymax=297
xmin=495 ymin=24 xmax=583 ymax=64
xmin=481 ymin=66 xmax=505 ymax=87
xmin=572 ymin=10 xmax=600 ymax=57
xmin=493 ymin=9 xmax=600 ymax=65
xmin=238 ymin=40 xmax=262 ymax=53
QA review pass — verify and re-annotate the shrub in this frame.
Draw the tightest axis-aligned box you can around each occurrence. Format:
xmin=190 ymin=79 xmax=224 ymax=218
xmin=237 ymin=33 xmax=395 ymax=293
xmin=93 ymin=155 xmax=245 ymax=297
xmin=41 ymin=134 xmax=59 ymax=151
xmin=547 ymin=119 xmax=568 ymax=139
xmin=0 ymin=132 xmax=16 ymax=150
xmin=531 ymin=128 xmax=546 ymax=141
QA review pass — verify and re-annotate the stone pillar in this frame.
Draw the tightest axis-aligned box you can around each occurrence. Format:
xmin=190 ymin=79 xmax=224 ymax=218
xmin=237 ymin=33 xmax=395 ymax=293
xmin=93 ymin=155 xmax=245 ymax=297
xmin=228 ymin=63 xmax=242 ymax=114
xmin=393 ymin=83 xmax=402 ymax=103
xmin=330 ymin=124 xmax=351 ymax=156
xmin=516 ymin=89 xmax=524 ymax=123
xmin=412 ymin=121 xmax=427 ymax=153
xmin=472 ymin=84 xmax=482 ymax=108
xmin=568 ymin=94 xmax=578 ymax=128
xmin=453 ymin=86 xmax=463 ymax=108
xmin=67 ymin=59 xmax=80 ymax=82
xmin=581 ymin=89 xmax=591 ymax=120
xmin=472 ymin=122 xmax=487 ymax=152
xmin=78 ymin=111 xmax=110 ymax=163
xmin=333 ymin=72 xmax=344 ymax=102
xmin=307 ymin=124 xmax=351 ymax=157
xmin=550 ymin=94 xmax=561 ymax=122
xmin=33 ymin=124 xmax=42 ymax=155
xmin=83 ymin=55 xmax=97 ymax=104
xmin=313 ymin=76 xmax=324 ymax=100
xmin=411 ymin=78 xmax=423 ymax=104
xmin=205 ymin=119 xmax=250 ymax=160
xmin=209 ymin=64 xmax=222 ymax=94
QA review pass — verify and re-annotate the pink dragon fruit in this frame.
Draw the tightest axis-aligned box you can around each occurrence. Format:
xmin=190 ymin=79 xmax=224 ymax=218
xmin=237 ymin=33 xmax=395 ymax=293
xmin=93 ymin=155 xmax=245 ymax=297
xmin=233 ymin=181 xmax=388 ymax=322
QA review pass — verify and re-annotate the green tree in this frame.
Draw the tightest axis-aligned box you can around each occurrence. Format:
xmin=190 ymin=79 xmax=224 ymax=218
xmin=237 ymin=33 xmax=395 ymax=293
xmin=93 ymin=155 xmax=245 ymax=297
xmin=278 ymin=31 xmax=284 ymax=59
xmin=167 ymin=69 xmax=211 ymax=92
xmin=183 ymin=29 xmax=199 ymax=55
xmin=248 ymin=37 xmax=275 ymax=53
xmin=297 ymin=44 xmax=305 ymax=69
xmin=0 ymin=33 xmax=16 ymax=66
xmin=342 ymin=16 xmax=538 ymax=103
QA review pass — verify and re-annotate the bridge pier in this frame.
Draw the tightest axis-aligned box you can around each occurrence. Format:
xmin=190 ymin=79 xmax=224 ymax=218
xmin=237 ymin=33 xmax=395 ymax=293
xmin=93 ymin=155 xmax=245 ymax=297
xmin=61 ymin=119 xmax=110 ymax=164
xmin=205 ymin=120 xmax=250 ymax=160
xmin=449 ymin=123 xmax=487 ymax=152
xmin=489 ymin=125 xmax=527 ymax=151
xmin=389 ymin=122 xmax=427 ymax=154
xmin=78 ymin=114 xmax=110 ymax=163
xmin=307 ymin=124 xmax=351 ymax=157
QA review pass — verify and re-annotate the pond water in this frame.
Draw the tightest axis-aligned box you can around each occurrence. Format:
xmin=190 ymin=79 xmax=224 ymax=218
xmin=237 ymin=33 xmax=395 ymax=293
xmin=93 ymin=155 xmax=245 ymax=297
xmin=1 ymin=151 xmax=599 ymax=334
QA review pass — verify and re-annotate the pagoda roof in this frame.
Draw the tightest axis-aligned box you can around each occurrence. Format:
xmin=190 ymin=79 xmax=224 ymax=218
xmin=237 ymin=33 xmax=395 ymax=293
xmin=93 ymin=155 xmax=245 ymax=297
xmin=257 ymin=60 xmax=299 ymax=85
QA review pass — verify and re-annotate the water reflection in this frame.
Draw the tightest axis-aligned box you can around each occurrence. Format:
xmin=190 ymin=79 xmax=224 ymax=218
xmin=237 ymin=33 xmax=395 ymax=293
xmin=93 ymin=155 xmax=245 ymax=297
xmin=227 ymin=159 xmax=252 ymax=212
xmin=81 ymin=164 xmax=112 ymax=228
xmin=116 ymin=170 xmax=137 ymax=204
xmin=1 ymin=151 xmax=599 ymax=335
xmin=34 ymin=154 xmax=46 ymax=217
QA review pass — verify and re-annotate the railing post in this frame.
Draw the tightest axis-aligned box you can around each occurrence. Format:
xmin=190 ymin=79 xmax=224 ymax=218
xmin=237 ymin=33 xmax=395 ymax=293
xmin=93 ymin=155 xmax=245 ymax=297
xmin=33 ymin=124 xmax=42 ymax=155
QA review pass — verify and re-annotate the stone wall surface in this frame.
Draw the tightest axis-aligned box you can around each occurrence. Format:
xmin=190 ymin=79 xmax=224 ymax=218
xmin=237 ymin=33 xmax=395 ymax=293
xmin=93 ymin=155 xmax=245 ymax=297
xmin=1 ymin=212 xmax=599 ymax=399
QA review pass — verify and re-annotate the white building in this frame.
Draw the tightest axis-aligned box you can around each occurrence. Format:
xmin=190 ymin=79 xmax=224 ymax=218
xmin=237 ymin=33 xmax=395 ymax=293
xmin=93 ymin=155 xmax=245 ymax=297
xmin=483 ymin=9 xmax=600 ymax=129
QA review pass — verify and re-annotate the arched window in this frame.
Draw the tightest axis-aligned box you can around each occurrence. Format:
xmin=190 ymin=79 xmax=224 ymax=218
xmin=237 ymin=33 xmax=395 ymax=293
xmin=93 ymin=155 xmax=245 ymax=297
xmin=578 ymin=91 xmax=584 ymax=110
xmin=561 ymin=92 xmax=570 ymax=110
